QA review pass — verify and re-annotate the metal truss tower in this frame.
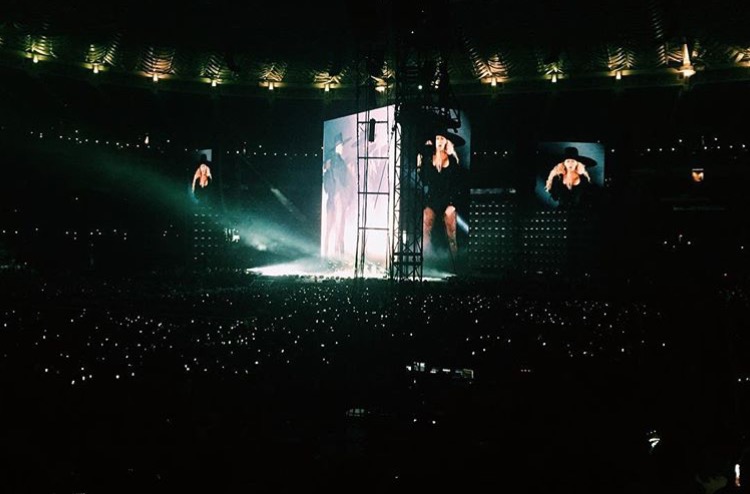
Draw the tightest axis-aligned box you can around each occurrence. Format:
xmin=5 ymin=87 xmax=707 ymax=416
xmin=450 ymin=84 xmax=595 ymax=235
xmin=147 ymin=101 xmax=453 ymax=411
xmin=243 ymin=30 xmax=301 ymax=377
xmin=354 ymin=99 xmax=393 ymax=278
xmin=354 ymin=50 xmax=393 ymax=279
xmin=350 ymin=0 xmax=463 ymax=282
xmin=390 ymin=59 xmax=462 ymax=282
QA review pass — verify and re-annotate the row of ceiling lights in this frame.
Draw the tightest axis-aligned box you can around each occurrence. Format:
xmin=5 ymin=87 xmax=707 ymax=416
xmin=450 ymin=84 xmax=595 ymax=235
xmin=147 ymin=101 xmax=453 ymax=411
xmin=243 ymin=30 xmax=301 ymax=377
xmin=17 ymin=42 xmax=703 ymax=92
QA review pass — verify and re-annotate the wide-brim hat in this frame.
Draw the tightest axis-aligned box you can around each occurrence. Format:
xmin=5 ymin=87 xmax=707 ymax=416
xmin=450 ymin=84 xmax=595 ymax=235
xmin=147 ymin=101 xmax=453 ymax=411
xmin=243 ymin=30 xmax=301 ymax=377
xmin=325 ymin=132 xmax=353 ymax=153
xmin=560 ymin=146 xmax=597 ymax=167
xmin=426 ymin=127 xmax=466 ymax=147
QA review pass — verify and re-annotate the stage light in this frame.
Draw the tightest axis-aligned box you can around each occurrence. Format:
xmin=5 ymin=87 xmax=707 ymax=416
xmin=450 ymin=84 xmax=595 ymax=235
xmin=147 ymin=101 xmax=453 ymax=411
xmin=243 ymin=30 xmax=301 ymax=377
xmin=679 ymin=42 xmax=696 ymax=77
xmin=324 ymin=83 xmax=330 ymax=92
xmin=268 ymin=82 xmax=275 ymax=91
xmin=647 ymin=430 xmax=661 ymax=452
xmin=491 ymin=77 xmax=497 ymax=87
xmin=92 ymin=63 xmax=99 ymax=74
xmin=551 ymin=73 xmax=558 ymax=83
xmin=680 ymin=66 xmax=696 ymax=77
xmin=32 ymin=53 xmax=39 ymax=64
xmin=211 ymin=79 xmax=217 ymax=87
xmin=152 ymin=73 xmax=159 ymax=83
xmin=615 ymin=70 xmax=622 ymax=80
xmin=368 ymin=118 xmax=376 ymax=142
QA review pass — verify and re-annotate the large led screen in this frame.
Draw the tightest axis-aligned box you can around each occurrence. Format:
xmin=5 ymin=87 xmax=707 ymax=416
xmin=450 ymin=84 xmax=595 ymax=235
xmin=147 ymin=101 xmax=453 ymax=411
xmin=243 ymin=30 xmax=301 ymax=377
xmin=321 ymin=105 xmax=395 ymax=266
xmin=416 ymin=116 xmax=471 ymax=269
xmin=190 ymin=149 xmax=213 ymax=205
xmin=535 ymin=141 xmax=605 ymax=209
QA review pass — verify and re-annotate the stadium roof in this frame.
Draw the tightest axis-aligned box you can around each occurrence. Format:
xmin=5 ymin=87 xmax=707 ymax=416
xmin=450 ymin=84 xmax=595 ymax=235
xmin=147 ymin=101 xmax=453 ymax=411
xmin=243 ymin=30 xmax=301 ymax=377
xmin=2 ymin=0 xmax=750 ymax=97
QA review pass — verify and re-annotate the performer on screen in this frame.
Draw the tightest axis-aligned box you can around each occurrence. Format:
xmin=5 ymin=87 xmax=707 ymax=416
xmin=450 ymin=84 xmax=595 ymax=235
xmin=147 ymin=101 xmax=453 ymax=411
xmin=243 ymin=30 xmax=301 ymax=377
xmin=322 ymin=133 xmax=355 ymax=257
xmin=544 ymin=146 xmax=596 ymax=208
xmin=418 ymin=127 xmax=466 ymax=264
xmin=192 ymin=154 xmax=213 ymax=203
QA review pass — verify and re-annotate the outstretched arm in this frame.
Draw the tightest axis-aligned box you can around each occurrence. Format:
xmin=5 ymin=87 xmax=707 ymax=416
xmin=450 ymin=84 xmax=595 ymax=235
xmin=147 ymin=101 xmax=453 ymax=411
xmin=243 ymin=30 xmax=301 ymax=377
xmin=545 ymin=164 xmax=563 ymax=191
xmin=445 ymin=140 xmax=459 ymax=164
xmin=576 ymin=162 xmax=591 ymax=183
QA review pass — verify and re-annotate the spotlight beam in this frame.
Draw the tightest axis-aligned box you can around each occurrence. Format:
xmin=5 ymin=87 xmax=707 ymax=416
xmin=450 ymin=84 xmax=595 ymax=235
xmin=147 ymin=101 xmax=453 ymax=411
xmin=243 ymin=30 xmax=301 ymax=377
xmin=239 ymin=154 xmax=309 ymax=226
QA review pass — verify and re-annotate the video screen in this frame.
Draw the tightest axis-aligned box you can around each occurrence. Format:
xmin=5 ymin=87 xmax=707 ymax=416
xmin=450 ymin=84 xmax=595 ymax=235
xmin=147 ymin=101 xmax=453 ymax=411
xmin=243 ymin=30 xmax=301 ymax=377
xmin=535 ymin=141 xmax=605 ymax=209
xmin=190 ymin=149 xmax=213 ymax=205
xmin=321 ymin=107 xmax=471 ymax=275
xmin=417 ymin=114 xmax=471 ymax=270
xmin=321 ymin=105 xmax=395 ymax=266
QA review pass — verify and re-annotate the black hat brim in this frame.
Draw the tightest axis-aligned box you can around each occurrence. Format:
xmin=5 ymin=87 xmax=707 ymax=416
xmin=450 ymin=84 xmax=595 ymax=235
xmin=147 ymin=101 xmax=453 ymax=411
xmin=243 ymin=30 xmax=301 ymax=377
xmin=325 ymin=135 xmax=353 ymax=154
xmin=427 ymin=129 xmax=466 ymax=147
xmin=572 ymin=155 xmax=597 ymax=168
xmin=559 ymin=150 xmax=597 ymax=168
